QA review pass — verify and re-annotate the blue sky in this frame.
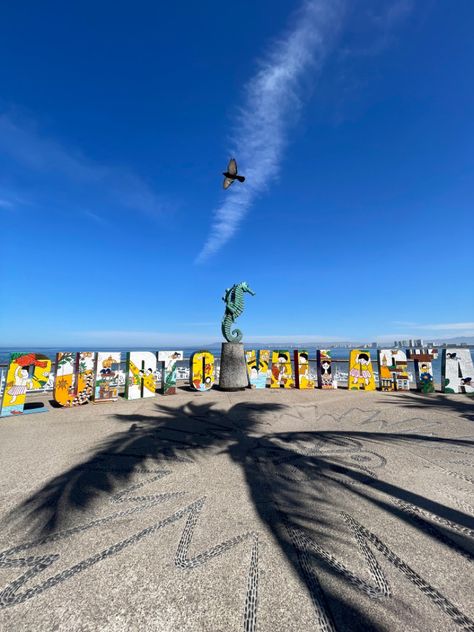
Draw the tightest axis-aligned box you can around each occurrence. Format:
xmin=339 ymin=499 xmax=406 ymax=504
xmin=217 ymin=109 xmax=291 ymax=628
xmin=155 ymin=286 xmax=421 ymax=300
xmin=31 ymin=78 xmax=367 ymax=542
xmin=1 ymin=0 xmax=473 ymax=347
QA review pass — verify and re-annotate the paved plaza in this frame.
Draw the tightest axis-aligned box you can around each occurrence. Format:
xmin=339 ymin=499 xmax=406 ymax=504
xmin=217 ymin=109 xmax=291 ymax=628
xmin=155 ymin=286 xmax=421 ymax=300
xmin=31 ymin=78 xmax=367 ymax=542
xmin=0 ymin=388 xmax=473 ymax=631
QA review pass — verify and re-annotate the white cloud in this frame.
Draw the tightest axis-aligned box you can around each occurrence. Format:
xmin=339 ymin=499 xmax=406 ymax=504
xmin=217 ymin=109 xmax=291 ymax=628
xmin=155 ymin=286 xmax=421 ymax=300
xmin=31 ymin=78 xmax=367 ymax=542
xmin=0 ymin=187 xmax=28 ymax=210
xmin=372 ymin=0 xmax=413 ymax=28
xmin=195 ymin=0 xmax=344 ymax=263
xmin=83 ymin=210 xmax=108 ymax=225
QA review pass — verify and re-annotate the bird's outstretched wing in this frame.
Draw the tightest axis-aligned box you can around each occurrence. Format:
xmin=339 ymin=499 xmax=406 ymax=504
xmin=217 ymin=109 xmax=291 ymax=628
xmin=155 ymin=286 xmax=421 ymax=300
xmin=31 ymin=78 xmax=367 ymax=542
xmin=223 ymin=177 xmax=234 ymax=190
xmin=227 ymin=158 xmax=238 ymax=175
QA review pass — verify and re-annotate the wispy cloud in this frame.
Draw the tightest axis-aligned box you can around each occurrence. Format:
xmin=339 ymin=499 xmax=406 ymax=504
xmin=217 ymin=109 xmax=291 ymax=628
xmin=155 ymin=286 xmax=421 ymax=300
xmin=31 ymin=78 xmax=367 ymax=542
xmin=195 ymin=0 xmax=344 ymax=263
xmin=0 ymin=112 xmax=164 ymax=218
xmin=339 ymin=0 xmax=414 ymax=58
xmin=371 ymin=0 xmax=413 ymax=29
xmin=0 ymin=198 xmax=14 ymax=210
xmin=0 ymin=187 xmax=28 ymax=210
xmin=83 ymin=210 xmax=109 ymax=225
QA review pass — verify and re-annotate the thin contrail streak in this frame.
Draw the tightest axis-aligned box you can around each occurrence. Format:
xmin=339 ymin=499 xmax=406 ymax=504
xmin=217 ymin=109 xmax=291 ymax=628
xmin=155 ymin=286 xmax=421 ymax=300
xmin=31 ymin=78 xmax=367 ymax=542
xmin=195 ymin=0 xmax=344 ymax=263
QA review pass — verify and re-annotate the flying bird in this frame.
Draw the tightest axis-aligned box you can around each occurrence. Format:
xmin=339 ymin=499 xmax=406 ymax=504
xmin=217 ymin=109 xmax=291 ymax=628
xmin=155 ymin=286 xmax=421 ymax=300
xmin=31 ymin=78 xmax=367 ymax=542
xmin=223 ymin=158 xmax=245 ymax=189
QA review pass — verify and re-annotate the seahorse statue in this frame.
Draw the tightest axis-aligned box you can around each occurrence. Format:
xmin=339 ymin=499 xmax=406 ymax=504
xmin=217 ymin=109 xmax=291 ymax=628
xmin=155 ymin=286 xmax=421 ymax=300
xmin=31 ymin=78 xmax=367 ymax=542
xmin=221 ymin=281 xmax=256 ymax=343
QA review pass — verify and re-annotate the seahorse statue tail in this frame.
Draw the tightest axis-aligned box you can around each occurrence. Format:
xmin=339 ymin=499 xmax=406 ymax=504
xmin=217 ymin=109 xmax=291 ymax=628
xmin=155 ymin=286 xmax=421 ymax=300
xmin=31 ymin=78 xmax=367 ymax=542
xmin=222 ymin=316 xmax=243 ymax=343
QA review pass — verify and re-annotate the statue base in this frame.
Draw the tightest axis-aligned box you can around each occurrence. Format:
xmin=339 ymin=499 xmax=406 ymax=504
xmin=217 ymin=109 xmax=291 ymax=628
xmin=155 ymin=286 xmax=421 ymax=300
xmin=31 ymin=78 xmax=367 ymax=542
xmin=218 ymin=343 xmax=249 ymax=391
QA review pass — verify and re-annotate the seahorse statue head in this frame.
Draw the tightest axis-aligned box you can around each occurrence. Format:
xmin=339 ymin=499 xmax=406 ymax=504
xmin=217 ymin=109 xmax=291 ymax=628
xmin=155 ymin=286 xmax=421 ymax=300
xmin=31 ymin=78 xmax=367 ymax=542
xmin=240 ymin=281 xmax=256 ymax=296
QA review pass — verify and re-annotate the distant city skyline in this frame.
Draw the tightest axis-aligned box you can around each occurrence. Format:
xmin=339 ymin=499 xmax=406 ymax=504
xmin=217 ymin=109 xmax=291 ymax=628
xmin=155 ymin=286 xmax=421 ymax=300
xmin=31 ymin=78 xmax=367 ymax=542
xmin=1 ymin=334 xmax=473 ymax=350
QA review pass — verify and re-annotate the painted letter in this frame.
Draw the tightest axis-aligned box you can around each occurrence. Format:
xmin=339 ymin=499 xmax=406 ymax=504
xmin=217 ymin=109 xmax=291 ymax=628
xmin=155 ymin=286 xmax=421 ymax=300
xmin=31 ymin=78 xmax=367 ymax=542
xmin=94 ymin=352 xmax=121 ymax=402
xmin=190 ymin=351 xmax=215 ymax=391
xmin=294 ymin=350 xmax=314 ymax=389
xmin=270 ymin=351 xmax=294 ymax=388
xmin=317 ymin=350 xmax=335 ymax=389
xmin=442 ymin=349 xmax=474 ymax=394
xmin=158 ymin=351 xmax=183 ymax=395
xmin=0 ymin=353 xmax=52 ymax=417
xmin=54 ymin=352 xmax=95 ymax=406
xmin=246 ymin=350 xmax=258 ymax=387
xmin=348 ymin=350 xmax=375 ymax=391
xmin=377 ymin=349 xmax=409 ymax=392
xmin=246 ymin=349 xmax=270 ymax=389
xmin=125 ymin=351 xmax=157 ymax=400
xmin=409 ymin=349 xmax=437 ymax=393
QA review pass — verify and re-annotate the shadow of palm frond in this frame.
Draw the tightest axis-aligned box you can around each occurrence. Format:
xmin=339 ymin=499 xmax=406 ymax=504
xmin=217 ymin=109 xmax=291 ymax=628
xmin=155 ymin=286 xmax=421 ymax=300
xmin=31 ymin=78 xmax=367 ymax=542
xmin=381 ymin=391 xmax=474 ymax=422
xmin=231 ymin=428 xmax=474 ymax=630
xmin=6 ymin=401 xmax=284 ymax=536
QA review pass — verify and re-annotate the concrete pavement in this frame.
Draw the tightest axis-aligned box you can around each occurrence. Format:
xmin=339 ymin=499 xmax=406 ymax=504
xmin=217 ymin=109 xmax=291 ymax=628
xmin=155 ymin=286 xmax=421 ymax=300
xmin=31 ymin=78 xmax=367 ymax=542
xmin=0 ymin=387 xmax=473 ymax=631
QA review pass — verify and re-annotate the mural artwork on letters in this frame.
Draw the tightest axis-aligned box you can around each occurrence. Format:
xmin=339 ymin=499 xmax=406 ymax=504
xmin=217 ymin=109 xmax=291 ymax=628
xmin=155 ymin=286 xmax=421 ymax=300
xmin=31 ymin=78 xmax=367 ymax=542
xmin=270 ymin=351 xmax=294 ymax=388
xmin=158 ymin=350 xmax=183 ymax=395
xmin=409 ymin=349 xmax=437 ymax=394
xmin=442 ymin=348 xmax=474 ymax=394
xmin=245 ymin=349 xmax=269 ymax=389
xmin=257 ymin=350 xmax=270 ymax=389
xmin=0 ymin=353 xmax=51 ymax=417
xmin=190 ymin=351 xmax=215 ymax=391
xmin=54 ymin=352 xmax=95 ymax=406
xmin=125 ymin=352 xmax=157 ymax=400
xmin=377 ymin=349 xmax=410 ymax=391
xmin=294 ymin=350 xmax=314 ymax=389
xmin=94 ymin=352 xmax=121 ymax=403
xmin=245 ymin=350 xmax=258 ymax=387
xmin=317 ymin=349 xmax=335 ymax=389
xmin=348 ymin=350 xmax=376 ymax=391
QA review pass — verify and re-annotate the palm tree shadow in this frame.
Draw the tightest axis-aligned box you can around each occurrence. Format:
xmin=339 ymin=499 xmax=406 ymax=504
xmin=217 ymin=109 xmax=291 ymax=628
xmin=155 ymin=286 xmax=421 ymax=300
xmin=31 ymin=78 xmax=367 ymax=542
xmin=6 ymin=400 xmax=277 ymax=535
xmin=381 ymin=391 xmax=474 ymax=422
xmin=230 ymin=426 xmax=474 ymax=630
xmin=5 ymin=400 xmax=474 ymax=630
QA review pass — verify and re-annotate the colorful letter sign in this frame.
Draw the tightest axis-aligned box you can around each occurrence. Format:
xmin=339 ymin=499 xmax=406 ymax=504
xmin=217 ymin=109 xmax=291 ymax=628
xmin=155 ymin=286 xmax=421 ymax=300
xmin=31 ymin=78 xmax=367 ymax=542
xmin=294 ymin=350 xmax=314 ymax=389
xmin=377 ymin=349 xmax=410 ymax=392
xmin=317 ymin=350 xmax=335 ymax=389
xmin=125 ymin=352 xmax=157 ymax=400
xmin=409 ymin=349 xmax=437 ymax=393
xmin=348 ymin=350 xmax=375 ymax=391
xmin=245 ymin=350 xmax=258 ymax=387
xmin=158 ymin=350 xmax=183 ymax=395
xmin=94 ymin=352 xmax=121 ymax=403
xmin=0 ymin=352 xmax=51 ymax=417
xmin=442 ymin=349 xmax=474 ymax=394
xmin=270 ymin=351 xmax=294 ymax=388
xmin=246 ymin=349 xmax=269 ymax=389
xmin=257 ymin=350 xmax=270 ymax=389
xmin=190 ymin=351 xmax=215 ymax=391
xmin=54 ymin=352 xmax=95 ymax=406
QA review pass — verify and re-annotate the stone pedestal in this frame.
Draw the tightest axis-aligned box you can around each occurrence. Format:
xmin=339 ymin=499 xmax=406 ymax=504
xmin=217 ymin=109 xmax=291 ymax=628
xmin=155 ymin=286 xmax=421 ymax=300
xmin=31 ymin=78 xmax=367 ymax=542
xmin=218 ymin=342 xmax=249 ymax=391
